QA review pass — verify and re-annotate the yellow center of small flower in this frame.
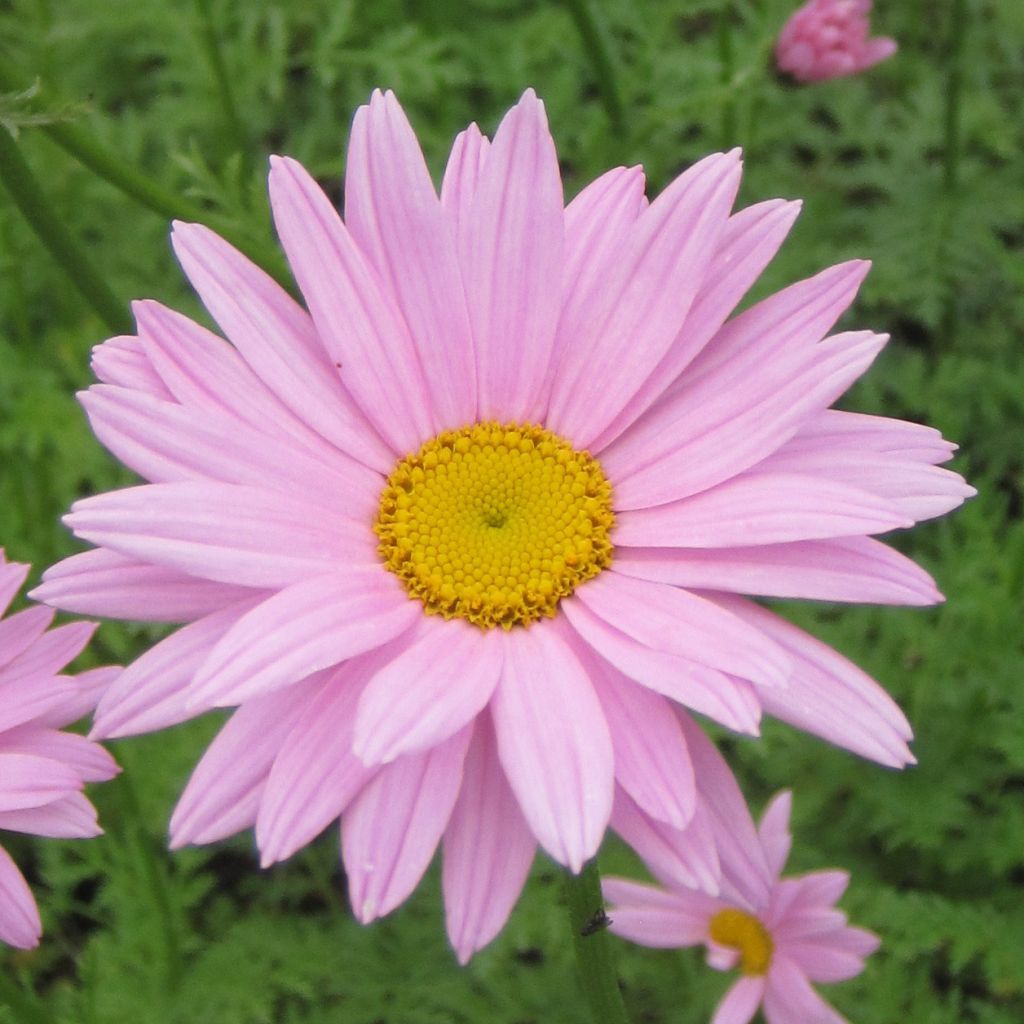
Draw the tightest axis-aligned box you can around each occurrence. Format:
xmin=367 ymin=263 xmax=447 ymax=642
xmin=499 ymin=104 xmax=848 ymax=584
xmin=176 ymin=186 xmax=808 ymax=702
xmin=708 ymin=908 xmax=774 ymax=975
xmin=375 ymin=421 xmax=615 ymax=630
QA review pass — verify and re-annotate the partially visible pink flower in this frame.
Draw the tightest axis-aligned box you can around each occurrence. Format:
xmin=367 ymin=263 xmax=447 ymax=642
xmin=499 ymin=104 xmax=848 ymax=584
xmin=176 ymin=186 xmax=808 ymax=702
xmin=0 ymin=551 xmax=119 ymax=949
xmin=605 ymin=722 xmax=878 ymax=1024
xmin=776 ymin=0 xmax=897 ymax=83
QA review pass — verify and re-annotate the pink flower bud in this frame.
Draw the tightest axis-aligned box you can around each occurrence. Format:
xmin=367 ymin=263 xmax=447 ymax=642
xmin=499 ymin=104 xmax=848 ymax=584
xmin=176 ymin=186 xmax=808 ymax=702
xmin=776 ymin=0 xmax=897 ymax=83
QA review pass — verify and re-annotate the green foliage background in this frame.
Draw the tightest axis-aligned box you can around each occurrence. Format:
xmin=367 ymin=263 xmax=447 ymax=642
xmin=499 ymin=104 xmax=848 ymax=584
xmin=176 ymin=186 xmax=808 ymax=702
xmin=0 ymin=0 xmax=1021 ymax=1020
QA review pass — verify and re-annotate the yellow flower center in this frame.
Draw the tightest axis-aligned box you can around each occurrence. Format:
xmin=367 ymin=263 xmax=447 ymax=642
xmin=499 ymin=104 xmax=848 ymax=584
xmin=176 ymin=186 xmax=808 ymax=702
xmin=708 ymin=908 xmax=774 ymax=975
xmin=375 ymin=421 xmax=615 ymax=630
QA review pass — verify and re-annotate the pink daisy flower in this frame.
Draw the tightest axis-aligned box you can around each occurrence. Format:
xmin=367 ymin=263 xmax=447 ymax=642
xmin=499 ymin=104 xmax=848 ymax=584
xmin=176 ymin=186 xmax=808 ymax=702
xmin=776 ymin=0 xmax=898 ymax=83
xmin=34 ymin=90 xmax=969 ymax=961
xmin=605 ymin=721 xmax=879 ymax=1024
xmin=0 ymin=551 xmax=119 ymax=949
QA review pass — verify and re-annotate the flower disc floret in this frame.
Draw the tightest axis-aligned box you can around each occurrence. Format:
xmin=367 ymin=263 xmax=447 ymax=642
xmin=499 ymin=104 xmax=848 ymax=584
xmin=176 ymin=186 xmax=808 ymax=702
xmin=709 ymin=907 xmax=774 ymax=975
xmin=375 ymin=421 xmax=615 ymax=629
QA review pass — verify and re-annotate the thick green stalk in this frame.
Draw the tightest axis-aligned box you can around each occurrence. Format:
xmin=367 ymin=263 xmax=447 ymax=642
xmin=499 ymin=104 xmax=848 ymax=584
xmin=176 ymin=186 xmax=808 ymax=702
xmin=942 ymin=0 xmax=967 ymax=195
xmin=563 ymin=860 xmax=631 ymax=1024
xmin=115 ymin=768 xmax=183 ymax=995
xmin=0 ymin=967 xmax=51 ymax=1024
xmin=940 ymin=0 xmax=968 ymax=345
xmin=717 ymin=4 xmax=737 ymax=148
xmin=0 ymin=62 xmax=292 ymax=291
xmin=0 ymin=125 xmax=130 ymax=333
xmin=192 ymin=0 xmax=248 ymax=157
xmin=563 ymin=0 xmax=627 ymax=136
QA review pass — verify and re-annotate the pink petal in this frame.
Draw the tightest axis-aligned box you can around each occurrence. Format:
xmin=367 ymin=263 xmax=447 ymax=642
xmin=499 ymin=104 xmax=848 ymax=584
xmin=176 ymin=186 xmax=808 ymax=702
xmin=460 ymin=89 xmax=564 ymax=422
xmin=169 ymin=684 xmax=314 ymax=847
xmin=577 ymin=641 xmax=696 ymax=829
xmin=0 ymin=674 xmax=76 ymax=734
xmin=345 ymin=90 xmax=476 ymax=430
xmin=549 ymin=166 xmax=647 ymax=401
xmin=255 ymin=653 xmax=399 ymax=865
xmin=33 ymin=548 xmax=258 ymax=624
xmin=563 ymin=598 xmax=763 ymax=734
xmin=440 ymin=123 xmax=490 ymax=229
xmin=858 ymin=36 xmax=898 ymax=70
xmin=593 ymin=199 xmax=801 ymax=452
xmin=772 ymin=906 xmax=847 ymax=941
xmin=603 ymin=876 xmax=719 ymax=947
xmin=442 ymin=716 xmax=536 ymax=964
xmin=133 ymin=299 xmax=335 ymax=452
xmin=786 ymin=942 xmax=872 ymax=983
xmin=188 ymin=570 xmax=418 ymax=708
xmin=562 ymin=167 xmax=647 ymax=312
xmin=792 ymin=409 xmax=957 ymax=465
xmin=37 ymin=666 xmax=119 ymax=728
xmin=763 ymin=955 xmax=848 ymax=1024
xmin=758 ymin=791 xmax=793 ymax=878
xmin=689 ymin=259 xmax=870 ymax=383
xmin=0 ymin=621 xmax=95 ymax=686
xmin=615 ymin=472 xmax=911 ymax=548
xmin=0 ymin=605 xmax=54 ymax=671
xmin=772 ymin=872 xmax=851 ymax=920
xmin=0 ymin=555 xmax=30 ymax=616
xmin=717 ymin=596 xmax=915 ymax=766
xmin=91 ymin=335 xmax=172 ymax=398
xmin=92 ymin=596 xmax=263 ymax=739
xmin=612 ymin=536 xmax=942 ymax=606
xmin=490 ymin=622 xmax=614 ymax=871
xmin=605 ymin=260 xmax=869 ymax=483
xmin=549 ymin=151 xmax=741 ymax=446
xmin=610 ymin=787 xmax=720 ymax=894
xmin=574 ymin=573 xmax=789 ymax=690
xmin=171 ymin=221 xmax=391 ymax=472
xmin=677 ymin=713 xmax=775 ymax=907
xmin=754 ymin=445 xmax=975 ymax=523
xmin=65 ymin=481 xmax=372 ymax=590
xmin=794 ymin=923 xmax=880 ymax=968
xmin=0 ymin=845 xmax=41 ymax=948
xmin=609 ymin=330 xmax=888 ymax=509
xmin=0 ymin=753 xmax=82 ymax=811
xmin=0 ymin=726 xmax=119 ymax=783
xmin=0 ymin=793 xmax=100 ymax=839
xmin=81 ymin=386 xmax=379 ymax=520
xmin=343 ymin=724 xmax=472 ymax=922
xmin=711 ymin=976 xmax=768 ymax=1024
xmin=827 ymin=923 xmax=881 ymax=959
xmin=268 ymin=156 xmax=433 ymax=453
xmin=354 ymin=618 xmax=502 ymax=765
xmin=778 ymin=913 xmax=851 ymax=950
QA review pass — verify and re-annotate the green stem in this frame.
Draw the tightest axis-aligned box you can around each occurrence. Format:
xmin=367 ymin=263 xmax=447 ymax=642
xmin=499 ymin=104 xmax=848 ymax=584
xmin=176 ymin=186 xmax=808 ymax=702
xmin=115 ymin=768 xmax=183 ymax=995
xmin=0 ymin=125 xmax=130 ymax=333
xmin=563 ymin=860 xmax=631 ymax=1024
xmin=942 ymin=0 xmax=967 ymax=195
xmin=192 ymin=0 xmax=248 ymax=157
xmin=940 ymin=0 xmax=967 ymax=345
xmin=0 ymin=62 xmax=292 ymax=292
xmin=0 ymin=968 xmax=51 ymax=1024
xmin=717 ymin=3 xmax=737 ymax=148
xmin=563 ymin=0 xmax=626 ymax=136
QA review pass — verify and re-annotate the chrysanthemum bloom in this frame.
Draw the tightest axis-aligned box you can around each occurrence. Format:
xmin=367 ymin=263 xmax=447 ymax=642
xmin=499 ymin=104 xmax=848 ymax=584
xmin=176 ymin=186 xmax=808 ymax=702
xmin=0 ymin=552 xmax=119 ymax=948
xmin=34 ymin=89 xmax=970 ymax=960
xmin=606 ymin=721 xmax=879 ymax=1024
xmin=776 ymin=0 xmax=897 ymax=83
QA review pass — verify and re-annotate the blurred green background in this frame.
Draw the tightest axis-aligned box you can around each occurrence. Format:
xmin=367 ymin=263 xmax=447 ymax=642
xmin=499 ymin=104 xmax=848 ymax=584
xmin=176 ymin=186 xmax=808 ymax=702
xmin=0 ymin=0 xmax=1022 ymax=1021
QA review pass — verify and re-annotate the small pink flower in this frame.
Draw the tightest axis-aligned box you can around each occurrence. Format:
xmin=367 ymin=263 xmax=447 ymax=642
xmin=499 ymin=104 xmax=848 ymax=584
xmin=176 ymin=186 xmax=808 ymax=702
xmin=34 ymin=90 xmax=969 ymax=961
xmin=606 ymin=723 xmax=879 ymax=1024
xmin=0 ymin=552 xmax=119 ymax=948
xmin=776 ymin=0 xmax=897 ymax=83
